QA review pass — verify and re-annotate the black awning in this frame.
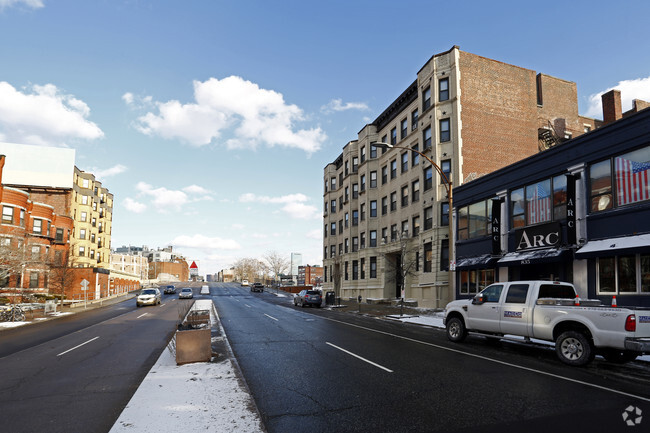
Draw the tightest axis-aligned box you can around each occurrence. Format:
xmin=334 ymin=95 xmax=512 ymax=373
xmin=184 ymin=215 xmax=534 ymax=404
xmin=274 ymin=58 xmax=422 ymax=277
xmin=455 ymin=254 xmax=499 ymax=270
xmin=497 ymin=248 xmax=571 ymax=266
xmin=575 ymin=234 xmax=650 ymax=259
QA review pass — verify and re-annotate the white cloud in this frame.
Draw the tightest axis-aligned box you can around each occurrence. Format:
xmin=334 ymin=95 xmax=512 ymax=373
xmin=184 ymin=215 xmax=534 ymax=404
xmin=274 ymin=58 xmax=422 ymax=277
xmin=123 ymin=197 xmax=147 ymax=213
xmin=306 ymin=229 xmax=322 ymax=240
xmin=0 ymin=82 xmax=104 ymax=146
xmin=170 ymin=234 xmax=241 ymax=250
xmin=321 ymin=98 xmax=369 ymax=114
xmin=0 ymin=0 xmax=43 ymax=10
xmin=91 ymin=164 xmax=127 ymax=180
xmin=239 ymin=192 xmax=308 ymax=204
xmin=231 ymin=223 xmax=245 ymax=230
xmin=280 ymin=202 xmax=320 ymax=220
xmin=585 ymin=76 xmax=650 ymax=118
xmin=239 ymin=192 xmax=319 ymax=219
xmin=136 ymin=181 xmax=189 ymax=212
xmin=128 ymin=76 xmax=326 ymax=153
xmin=183 ymin=184 xmax=211 ymax=195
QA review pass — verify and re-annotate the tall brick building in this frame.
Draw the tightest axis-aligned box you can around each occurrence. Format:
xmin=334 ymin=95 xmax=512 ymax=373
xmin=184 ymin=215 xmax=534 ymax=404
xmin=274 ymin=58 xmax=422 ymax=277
xmin=323 ymin=46 xmax=600 ymax=308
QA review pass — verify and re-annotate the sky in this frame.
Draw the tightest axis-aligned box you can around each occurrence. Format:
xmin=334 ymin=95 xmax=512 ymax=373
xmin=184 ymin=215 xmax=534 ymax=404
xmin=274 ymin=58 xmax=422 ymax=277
xmin=0 ymin=0 xmax=649 ymax=276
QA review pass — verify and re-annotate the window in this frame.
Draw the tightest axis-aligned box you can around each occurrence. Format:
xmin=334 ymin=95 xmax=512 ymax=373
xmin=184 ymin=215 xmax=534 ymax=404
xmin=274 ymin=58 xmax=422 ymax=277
xmin=526 ymin=179 xmax=552 ymax=225
xmin=424 ymin=243 xmax=432 ymax=272
xmin=423 ymin=126 xmax=432 ymax=149
xmin=401 ymin=186 xmax=409 ymax=207
xmin=352 ymin=183 xmax=359 ymax=199
xmin=411 ymin=109 xmax=419 ymax=130
xmin=360 ymin=147 xmax=366 ymax=163
xmin=615 ymin=146 xmax=650 ymax=207
xmin=360 ymin=232 xmax=366 ymax=249
xmin=345 ymin=160 xmax=349 ymax=176
xmin=19 ymin=209 xmax=25 ymax=227
xmin=79 ymin=229 xmax=86 ymax=240
xmin=441 ymin=159 xmax=451 ymax=183
xmin=31 ymin=245 xmax=41 ymax=261
xmin=30 ymin=272 xmax=39 ymax=288
xmin=553 ymin=175 xmax=568 ymax=220
xmin=370 ymin=200 xmax=377 ymax=217
xmin=440 ymin=119 xmax=450 ymax=142
xmin=82 ymin=195 xmax=88 ymax=205
xmin=345 ymin=238 xmax=349 ymax=253
xmin=360 ymin=203 xmax=366 ymax=221
xmin=339 ymin=219 xmax=343 ymax=234
xmin=505 ymin=284 xmax=529 ymax=304
xmin=412 ymin=215 xmax=420 ymax=236
xmin=82 ymin=178 xmax=89 ymax=188
xmin=352 ymin=260 xmax=358 ymax=280
xmin=391 ymin=224 xmax=398 ymax=241
xmin=424 ymin=166 xmax=433 ymax=190
xmin=423 ymin=87 xmax=431 ymax=110
xmin=412 ymin=144 xmax=420 ymax=166
xmin=33 ymin=219 xmax=42 ymax=234
xmin=390 ymin=192 xmax=397 ymax=211
xmin=391 ymin=127 xmax=397 ymax=145
xmin=344 ymin=261 xmax=348 ymax=280
xmin=401 ymin=118 xmax=408 ymax=139
xmin=79 ymin=246 xmax=85 ymax=257
xmin=345 ymin=186 xmax=349 ymax=202
xmin=382 ymin=227 xmax=388 ymax=242
xmin=330 ymin=222 xmax=336 ymax=236
xmin=510 ymin=188 xmax=525 ymax=228
xmin=331 ymin=177 xmax=337 ymax=190
xmin=55 ymin=228 xmax=64 ymax=242
xmin=360 ymin=258 xmax=365 ymax=279
xmin=353 ymin=156 xmax=359 ymax=172
xmin=440 ymin=239 xmax=449 ymax=271
xmin=2 ymin=206 xmax=13 ymax=224
xmin=390 ymin=160 xmax=397 ymax=179
xmin=382 ymin=196 xmax=388 ymax=215
xmin=401 ymin=220 xmax=409 ymax=236
xmin=80 ymin=212 xmax=87 ymax=222
xmin=345 ymin=212 xmax=349 ymax=228
xmin=412 ymin=180 xmax=420 ymax=202
xmin=401 ymin=153 xmax=408 ymax=173
xmin=424 ymin=206 xmax=433 ymax=230
xmin=370 ymin=257 xmax=377 ymax=278
xmin=352 ymin=210 xmax=359 ymax=226
xmin=370 ymin=230 xmax=377 ymax=247
xmin=457 ymin=200 xmax=491 ymax=239
xmin=439 ymin=77 xmax=449 ymax=101
xmin=370 ymin=171 xmax=377 ymax=188
xmin=361 ymin=174 xmax=366 ymax=191
xmin=331 ymin=200 xmax=336 ymax=213
xmin=598 ymin=254 xmax=650 ymax=294
xmin=370 ymin=145 xmax=377 ymax=159
xmin=441 ymin=202 xmax=449 ymax=226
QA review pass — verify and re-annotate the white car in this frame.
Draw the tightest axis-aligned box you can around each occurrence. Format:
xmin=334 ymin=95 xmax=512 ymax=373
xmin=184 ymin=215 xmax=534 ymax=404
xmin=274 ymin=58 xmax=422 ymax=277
xmin=241 ymin=280 xmax=249 ymax=287
xmin=136 ymin=288 xmax=161 ymax=307
xmin=179 ymin=288 xmax=194 ymax=299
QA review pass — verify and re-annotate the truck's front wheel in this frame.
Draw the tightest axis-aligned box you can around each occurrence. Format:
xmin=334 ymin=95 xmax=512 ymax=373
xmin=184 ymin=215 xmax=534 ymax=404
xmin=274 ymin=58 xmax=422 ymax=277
xmin=556 ymin=331 xmax=594 ymax=366
xmin=446 ymin=317 xmax=467 ymax=342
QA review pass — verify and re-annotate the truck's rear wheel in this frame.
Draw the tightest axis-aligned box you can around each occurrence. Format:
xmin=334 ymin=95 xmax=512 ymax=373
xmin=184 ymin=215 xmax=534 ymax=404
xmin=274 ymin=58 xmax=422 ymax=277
xmin=446 ymin=317 xmax=467 ymax=342
xmin=556 ymin=331 xmax=594 ymax=366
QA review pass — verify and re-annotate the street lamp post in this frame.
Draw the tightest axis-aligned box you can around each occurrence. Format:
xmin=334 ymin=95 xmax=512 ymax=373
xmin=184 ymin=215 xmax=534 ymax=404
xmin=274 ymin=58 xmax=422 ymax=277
xmin=371 ymin=142 xmax=454 ymax=308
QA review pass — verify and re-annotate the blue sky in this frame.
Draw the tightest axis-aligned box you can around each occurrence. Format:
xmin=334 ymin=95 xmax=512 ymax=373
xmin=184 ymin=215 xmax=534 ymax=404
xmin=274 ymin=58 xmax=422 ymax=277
xmin=1 ymin=0 xmax=649 ymax=276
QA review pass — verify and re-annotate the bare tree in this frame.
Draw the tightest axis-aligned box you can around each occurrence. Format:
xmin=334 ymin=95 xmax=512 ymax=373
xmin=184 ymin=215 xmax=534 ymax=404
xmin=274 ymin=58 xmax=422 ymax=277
xmin=0 ymin=236 xmax=26 ymax=290
xmin=382 ymin=230 xmax=420 ymax=301
xmin=262 ymin=250 xmax=289 ymax=286
xmin=48 ymin=248 xmax=78 ymax=309
xmin=231 ymin=257 xmax=265 ymax=282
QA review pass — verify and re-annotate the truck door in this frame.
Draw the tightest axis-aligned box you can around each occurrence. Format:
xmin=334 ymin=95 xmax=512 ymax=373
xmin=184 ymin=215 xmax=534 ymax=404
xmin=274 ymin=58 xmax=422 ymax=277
xmin=499 ymin=283 xmax=531 ymax=336
xmin=466 ymin=284 xmax=504 ymax=333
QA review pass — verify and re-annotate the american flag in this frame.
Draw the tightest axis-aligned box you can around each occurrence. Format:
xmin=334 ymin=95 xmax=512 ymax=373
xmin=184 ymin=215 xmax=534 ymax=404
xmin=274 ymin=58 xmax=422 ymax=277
xmin=616 ymin=157 xmax=650 ymax=205
xmin=528 ymin=183 xmax=551 ymax=224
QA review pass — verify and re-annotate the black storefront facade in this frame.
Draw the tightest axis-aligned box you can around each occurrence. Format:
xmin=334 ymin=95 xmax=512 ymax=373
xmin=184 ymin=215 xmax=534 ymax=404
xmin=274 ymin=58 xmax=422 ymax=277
xmin=452 ymin=107 xmax=650 ymax=307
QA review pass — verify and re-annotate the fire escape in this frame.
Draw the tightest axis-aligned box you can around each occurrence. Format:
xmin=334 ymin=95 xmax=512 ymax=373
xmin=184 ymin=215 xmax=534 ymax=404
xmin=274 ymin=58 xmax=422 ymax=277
xmin=537 ymin=120 xmax=565 ymax=151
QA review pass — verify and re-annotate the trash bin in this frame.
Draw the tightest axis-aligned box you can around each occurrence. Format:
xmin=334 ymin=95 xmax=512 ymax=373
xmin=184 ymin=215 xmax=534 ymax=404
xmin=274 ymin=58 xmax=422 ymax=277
xmin=325 ymin=291 xmax=335 ymax=305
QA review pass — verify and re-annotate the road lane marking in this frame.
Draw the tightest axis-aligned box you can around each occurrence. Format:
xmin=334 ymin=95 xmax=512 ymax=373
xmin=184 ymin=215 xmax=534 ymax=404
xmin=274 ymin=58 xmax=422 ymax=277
xmin=326 ymin=342 xmax=393 ymax=373
xmin=57 ymin=337 xmax=99 ymax=357
xmin=244 ymin=304 xmax=251 ymax=308
xmin=136 ymin=313 xmax=149 ymax=319
xmin=322 ymin=316 xmax=650 ymax=403
xmin=264 ymin=314 xmax=278 ymax=321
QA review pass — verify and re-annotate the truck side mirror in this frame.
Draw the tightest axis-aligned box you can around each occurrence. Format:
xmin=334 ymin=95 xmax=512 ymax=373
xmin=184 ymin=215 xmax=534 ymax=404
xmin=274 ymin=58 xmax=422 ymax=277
xmin=472 ymin=294 xmax=486 ymax=305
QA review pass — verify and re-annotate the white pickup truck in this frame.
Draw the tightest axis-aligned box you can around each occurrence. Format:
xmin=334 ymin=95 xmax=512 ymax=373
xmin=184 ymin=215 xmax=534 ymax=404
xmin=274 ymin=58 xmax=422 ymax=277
xmin=443 ymin=280 xmax=650 ymax=366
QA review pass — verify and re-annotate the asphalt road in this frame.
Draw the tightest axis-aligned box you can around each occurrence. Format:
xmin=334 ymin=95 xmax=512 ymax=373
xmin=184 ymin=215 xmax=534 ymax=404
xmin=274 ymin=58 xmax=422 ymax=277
xmin=210 ymin=282 xmax=650 ymax=433
xmin=0 ymin=290 xmax=193 ymax=433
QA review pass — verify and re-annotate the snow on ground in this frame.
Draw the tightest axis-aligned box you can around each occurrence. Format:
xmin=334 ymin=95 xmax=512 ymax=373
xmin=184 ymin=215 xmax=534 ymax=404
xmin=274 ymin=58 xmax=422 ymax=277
xmin=110 ymin=299 xmax=264 ymax=433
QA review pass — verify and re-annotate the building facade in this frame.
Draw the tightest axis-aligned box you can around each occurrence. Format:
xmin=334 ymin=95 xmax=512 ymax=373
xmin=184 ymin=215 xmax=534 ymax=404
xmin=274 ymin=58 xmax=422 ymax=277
xmin=298 ymin=265 xmax=324 ymax=286
xmin=453 ymin=91 xmax=650 ymax=307
xmin=323 ymin=46 xmax=598 ymax=308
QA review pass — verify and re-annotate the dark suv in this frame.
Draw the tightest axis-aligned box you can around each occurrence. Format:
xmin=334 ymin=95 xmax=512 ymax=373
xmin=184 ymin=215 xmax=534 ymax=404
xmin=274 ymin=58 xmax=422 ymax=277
xmin=251 ymin=282 xmax=264 ymax=292
xmin=163 ymin=285 xmax=176 ymax=294
xmin=293 ymin=290 xmax=322 ymax=308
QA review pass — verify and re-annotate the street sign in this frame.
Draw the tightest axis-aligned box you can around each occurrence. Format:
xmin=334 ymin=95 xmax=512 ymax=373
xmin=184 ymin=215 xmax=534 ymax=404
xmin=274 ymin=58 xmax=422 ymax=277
xmin=81 ymin=279 xmax=89 ymax=291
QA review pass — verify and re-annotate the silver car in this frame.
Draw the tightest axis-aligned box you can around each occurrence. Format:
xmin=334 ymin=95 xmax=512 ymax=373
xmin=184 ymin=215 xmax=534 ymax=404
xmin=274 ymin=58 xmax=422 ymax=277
xmin=179 ymin=288 xmax=194 ymax=299
xmin=136 ymin=288 xmax=161 ymax=307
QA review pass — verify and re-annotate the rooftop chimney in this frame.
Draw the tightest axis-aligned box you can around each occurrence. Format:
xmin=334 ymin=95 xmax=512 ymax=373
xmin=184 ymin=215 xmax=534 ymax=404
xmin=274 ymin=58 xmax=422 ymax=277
xmin=602 ymin=89 xmax=622 ymax=125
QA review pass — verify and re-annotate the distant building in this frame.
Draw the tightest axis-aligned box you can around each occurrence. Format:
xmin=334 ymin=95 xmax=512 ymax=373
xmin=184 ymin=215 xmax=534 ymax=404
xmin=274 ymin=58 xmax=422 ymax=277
xmin=298 ymin=265 xmax=324 ymax=286
xmin=290 ymin=252 xmax=302 ymax=278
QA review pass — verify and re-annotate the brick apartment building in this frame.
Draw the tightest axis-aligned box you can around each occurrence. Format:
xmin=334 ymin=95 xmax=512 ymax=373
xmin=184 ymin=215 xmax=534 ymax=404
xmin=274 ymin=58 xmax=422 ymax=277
xmin=323 ymin=45 xmax=600 ymax=308
xmin=0 ymin=142 xmax=114 ymax=301
xmin=298 ymin=265 xmax=324 ymax=286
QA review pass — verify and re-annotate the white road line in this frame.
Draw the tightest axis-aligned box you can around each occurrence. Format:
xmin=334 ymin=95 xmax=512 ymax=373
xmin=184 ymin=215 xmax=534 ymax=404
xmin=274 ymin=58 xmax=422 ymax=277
xmin=57 ymin=337 xmax=99 ymax=357
xmin=322 ymin=316 xmax=650 ymax=403
xmin=244 ymin=304 xmax=251 ymax=308
xmin=136 ymin=313 xmax=148 ymax=319
xmin=264 ymin=314 xmax=278 ymax=321
xmin=326 ymin=342 xmax=393 ymax=373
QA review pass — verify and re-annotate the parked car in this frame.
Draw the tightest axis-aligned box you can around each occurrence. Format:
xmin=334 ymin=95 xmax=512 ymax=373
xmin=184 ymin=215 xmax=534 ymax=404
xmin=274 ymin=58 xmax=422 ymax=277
xmin=136 ymin=288 xmax=161 ymax=307
xmin=251 ymin=282 xmax=264 ymax=293
xmin=163 ymin=285 xmax=176 ymax=294
xmin=293 ymin=290 xmax=322 ymax=308
xmin=179 ymin=288 xmax=194 ymax=299
xmin=444 ymin=280 xmax=650 ymax=366
xmin=241 ymin=280 xmax=249 ymax=287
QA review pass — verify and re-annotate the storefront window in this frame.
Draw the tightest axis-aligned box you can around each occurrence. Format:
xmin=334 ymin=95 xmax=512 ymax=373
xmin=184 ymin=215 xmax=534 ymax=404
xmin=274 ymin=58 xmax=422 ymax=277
xmin=479 ymin=269 xmax=495 ymax=291
xmin=598 ymin=257 xmax=616 ymax=293
xmin=642 ymin=255 xmax=650 ymax=293
xmin=469 ymin=201 xmax=487 ymax=238
xmin=510 ymin=188 xmax=525 ymax=228
xmin=618 ymin=256 xmax=636 ymax=293
xmin=457 ymin=207 xmax=468 ymax=240
xmin=552 ymin=175 xmax=567 ymax=220
xmin=526 ymin=179 xmax=552 ymax=225
xmin=615 ymin=146 xmax=650 ymax=206
xmin=590 ymin=160 xmax=613 ymax=212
